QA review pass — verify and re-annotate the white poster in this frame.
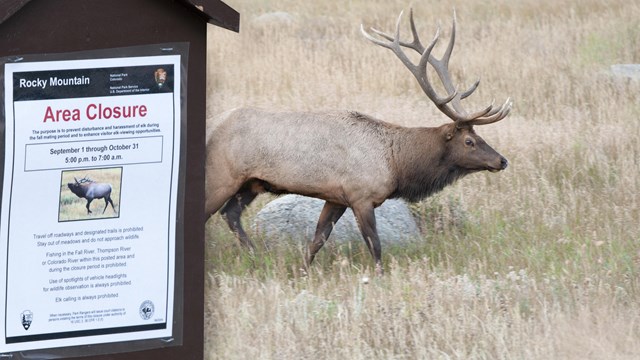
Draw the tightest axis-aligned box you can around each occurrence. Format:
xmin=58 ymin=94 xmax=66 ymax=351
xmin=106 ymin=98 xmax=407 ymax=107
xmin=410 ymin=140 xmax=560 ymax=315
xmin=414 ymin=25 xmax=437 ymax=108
xmin=0 ymin=54 xmax=181 ymax=352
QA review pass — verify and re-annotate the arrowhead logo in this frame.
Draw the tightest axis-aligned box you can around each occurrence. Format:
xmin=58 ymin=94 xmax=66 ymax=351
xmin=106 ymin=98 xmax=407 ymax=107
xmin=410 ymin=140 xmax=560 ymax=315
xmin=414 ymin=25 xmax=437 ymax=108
xmin=21 ymin=310 xmax=33 ymax=330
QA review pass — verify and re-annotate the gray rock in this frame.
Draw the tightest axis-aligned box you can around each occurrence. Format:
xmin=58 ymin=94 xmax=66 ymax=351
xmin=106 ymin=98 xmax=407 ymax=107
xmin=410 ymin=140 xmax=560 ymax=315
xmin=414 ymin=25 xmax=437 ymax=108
xmin=251 ymin=195 xmax=420 ymax=245
xmin=610 ymin=64 xmax=640 ymax=80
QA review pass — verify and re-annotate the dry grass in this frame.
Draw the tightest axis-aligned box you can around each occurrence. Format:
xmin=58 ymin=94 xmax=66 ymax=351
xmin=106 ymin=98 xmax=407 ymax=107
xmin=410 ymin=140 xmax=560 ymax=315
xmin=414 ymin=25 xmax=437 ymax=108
xmin=205 ymin=0 xmax=640 ymax=358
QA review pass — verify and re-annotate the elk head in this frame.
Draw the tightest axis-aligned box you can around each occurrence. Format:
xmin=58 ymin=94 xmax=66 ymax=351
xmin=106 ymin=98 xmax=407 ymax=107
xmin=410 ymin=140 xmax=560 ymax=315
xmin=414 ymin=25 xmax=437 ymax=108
xmin=361 ymin=9 xmax=511 ymax=174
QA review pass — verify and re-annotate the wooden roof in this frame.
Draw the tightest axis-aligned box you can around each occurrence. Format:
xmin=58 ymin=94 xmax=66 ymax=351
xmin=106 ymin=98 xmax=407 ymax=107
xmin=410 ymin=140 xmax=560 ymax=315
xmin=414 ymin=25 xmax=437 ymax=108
xmin=0 ymin=0 xmax=239 ymax=32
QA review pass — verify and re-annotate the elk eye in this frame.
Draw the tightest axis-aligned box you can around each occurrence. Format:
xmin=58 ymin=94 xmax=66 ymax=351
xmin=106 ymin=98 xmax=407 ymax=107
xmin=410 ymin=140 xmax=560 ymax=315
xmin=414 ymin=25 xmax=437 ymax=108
xmin=465 ymin=139 xmax=474 ymax=146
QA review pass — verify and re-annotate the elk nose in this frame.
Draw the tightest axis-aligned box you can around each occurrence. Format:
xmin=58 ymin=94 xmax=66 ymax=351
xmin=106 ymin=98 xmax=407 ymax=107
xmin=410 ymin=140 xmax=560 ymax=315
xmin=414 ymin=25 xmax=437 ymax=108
xmin=500 ymin=157 xmax=509 ymax=170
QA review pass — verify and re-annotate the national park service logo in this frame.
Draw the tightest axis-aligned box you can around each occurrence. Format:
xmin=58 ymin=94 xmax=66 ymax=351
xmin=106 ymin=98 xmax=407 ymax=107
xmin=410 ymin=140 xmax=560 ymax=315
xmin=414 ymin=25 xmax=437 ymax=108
xmin=139 ymin=300 xmax=154 ymax=320
xmin=21 ymin=310 xmax=33 ymax=330
xmin=154 ymin=68 xmax=167 ymax=88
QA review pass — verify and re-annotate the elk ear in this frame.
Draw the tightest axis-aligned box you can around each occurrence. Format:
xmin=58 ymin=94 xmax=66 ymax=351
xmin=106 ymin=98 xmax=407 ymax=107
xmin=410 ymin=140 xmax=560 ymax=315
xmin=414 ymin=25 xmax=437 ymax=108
xmin=445 ymin=123 xmax=460 ymax=141
xmin=445 ymin=132 xmax=454 ymax=141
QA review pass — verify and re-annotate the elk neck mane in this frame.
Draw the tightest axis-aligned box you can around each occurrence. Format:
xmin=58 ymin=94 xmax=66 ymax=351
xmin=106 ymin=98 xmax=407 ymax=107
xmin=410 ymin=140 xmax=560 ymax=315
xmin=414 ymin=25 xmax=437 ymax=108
xmin=388 ymin=123 xmax=469 ymax=202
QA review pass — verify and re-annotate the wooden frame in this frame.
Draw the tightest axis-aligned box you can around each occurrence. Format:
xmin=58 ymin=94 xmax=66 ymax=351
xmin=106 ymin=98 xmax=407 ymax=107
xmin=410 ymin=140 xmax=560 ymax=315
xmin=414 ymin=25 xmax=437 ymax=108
xmin=0 ymin=1 xmax=238 ymax=358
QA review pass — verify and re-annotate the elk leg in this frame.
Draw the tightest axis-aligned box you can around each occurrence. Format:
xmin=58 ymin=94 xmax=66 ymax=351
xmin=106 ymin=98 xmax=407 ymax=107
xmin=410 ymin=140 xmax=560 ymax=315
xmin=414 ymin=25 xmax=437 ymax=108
xmin=305 ymin=201 xmax=347 ymax=267
xmin=86 ymin=199 xmax=93 ymax=214
xmin=106 ymin=196 xmax=116 ymax=213
xmin=352 ymin=204 xmax=383 ymax=276
xmin=207 ymin=186 xmax=237 ymax=216
xmin=219 ymin=189 xmax=258 ymax=249
xmin=103 ymin=196 xmax=114 ymax=214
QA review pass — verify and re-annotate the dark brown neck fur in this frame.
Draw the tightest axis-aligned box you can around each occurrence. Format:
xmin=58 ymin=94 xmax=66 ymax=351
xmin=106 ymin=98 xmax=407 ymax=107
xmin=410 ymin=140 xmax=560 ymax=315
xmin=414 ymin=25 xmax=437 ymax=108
xmin=389 ymin=124 xmax=470 ymax=202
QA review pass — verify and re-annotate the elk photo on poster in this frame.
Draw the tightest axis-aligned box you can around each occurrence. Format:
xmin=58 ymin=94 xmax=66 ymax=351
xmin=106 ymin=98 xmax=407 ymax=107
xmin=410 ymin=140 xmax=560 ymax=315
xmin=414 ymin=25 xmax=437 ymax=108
xmin=58 ymin=168 xmax=122 ymax=221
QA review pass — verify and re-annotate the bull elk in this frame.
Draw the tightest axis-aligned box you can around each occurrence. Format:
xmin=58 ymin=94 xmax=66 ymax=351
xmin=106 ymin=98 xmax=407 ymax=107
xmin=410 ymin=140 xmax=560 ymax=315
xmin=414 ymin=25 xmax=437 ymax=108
xmin=67 ymin=176 xmax=116 ymax=214
xmin=205 ymin=9 xmax=511 ymax=275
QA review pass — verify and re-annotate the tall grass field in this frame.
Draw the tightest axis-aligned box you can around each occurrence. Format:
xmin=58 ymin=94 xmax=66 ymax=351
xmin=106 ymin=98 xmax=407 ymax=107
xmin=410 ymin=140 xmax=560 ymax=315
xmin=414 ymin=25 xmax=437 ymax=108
xmin=205 ymin=1 xmax=640 ymax=358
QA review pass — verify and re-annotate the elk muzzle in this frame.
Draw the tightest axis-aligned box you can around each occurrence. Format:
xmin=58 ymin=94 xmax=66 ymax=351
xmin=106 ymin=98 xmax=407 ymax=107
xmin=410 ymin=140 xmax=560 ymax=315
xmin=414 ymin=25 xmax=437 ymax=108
xmin=488 ymin=156 xmax=508 ymax=172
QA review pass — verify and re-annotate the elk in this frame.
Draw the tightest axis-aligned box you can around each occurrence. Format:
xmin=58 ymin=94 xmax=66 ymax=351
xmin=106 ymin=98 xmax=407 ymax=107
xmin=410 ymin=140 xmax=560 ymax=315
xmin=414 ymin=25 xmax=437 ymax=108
xmin=67 ymin=176 xmax=116 ymax=214
xmin=205 ymin=9 xmax=511 ymax=275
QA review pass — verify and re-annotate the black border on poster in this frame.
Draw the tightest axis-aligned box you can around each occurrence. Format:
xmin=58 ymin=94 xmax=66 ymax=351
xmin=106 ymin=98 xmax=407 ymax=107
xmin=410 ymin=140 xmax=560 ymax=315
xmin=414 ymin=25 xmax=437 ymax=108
xmin=0 ymin=42 xmax=188 ymax=358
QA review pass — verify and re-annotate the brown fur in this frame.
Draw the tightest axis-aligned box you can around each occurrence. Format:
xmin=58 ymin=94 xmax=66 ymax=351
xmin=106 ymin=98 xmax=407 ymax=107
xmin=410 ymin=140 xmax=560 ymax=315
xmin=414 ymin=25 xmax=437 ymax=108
xmin=205 ymin=108 xmax=507 ymax=274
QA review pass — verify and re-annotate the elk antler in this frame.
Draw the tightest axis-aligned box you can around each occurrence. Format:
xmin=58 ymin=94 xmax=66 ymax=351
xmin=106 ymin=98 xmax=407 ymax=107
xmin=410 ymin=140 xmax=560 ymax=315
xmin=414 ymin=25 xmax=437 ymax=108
xmin=361 ymin=9 xmax=511 ymax=126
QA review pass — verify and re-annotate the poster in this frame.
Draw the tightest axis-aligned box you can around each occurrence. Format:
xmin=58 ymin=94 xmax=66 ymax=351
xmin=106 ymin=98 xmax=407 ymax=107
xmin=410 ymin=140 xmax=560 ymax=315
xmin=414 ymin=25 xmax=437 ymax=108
xmin=0 ymin=53 xmax=181 ymax=352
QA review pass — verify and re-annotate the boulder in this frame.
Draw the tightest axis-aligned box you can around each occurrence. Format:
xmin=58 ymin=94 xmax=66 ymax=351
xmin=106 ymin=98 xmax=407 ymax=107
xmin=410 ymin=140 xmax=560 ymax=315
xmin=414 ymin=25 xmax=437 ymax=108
xmin=610 ymin=64 xmax=640 ymax=80
xmin=252 ymin=195 xmax=420 ymax=245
